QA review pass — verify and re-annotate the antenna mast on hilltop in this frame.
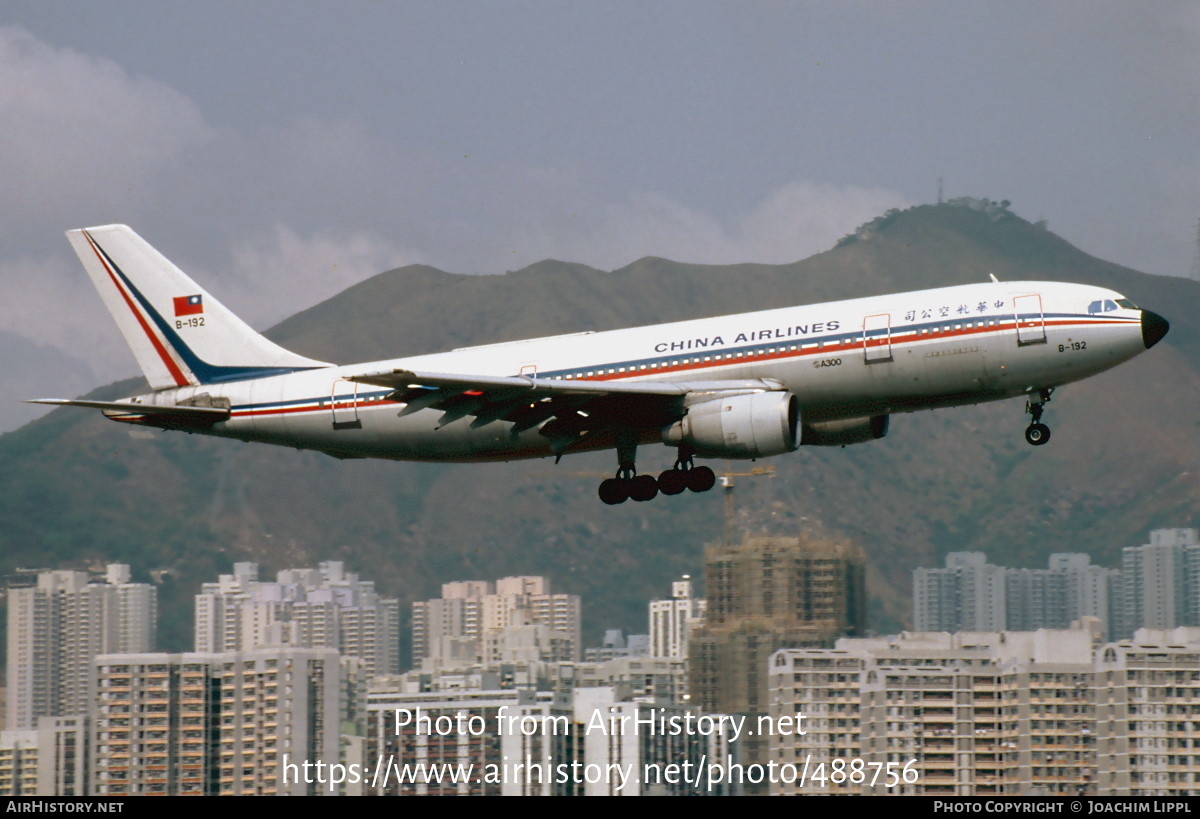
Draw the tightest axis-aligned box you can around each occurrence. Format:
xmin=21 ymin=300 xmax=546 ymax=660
xmin=937 ymin=176 xmax=944 ymax=205
xmin=1191 ymin=218 xmax=1200 ymax=282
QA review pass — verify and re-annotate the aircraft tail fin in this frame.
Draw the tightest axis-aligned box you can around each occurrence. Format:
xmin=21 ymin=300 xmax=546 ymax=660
xmin=66 ymin=225 xmax=330 ymax=391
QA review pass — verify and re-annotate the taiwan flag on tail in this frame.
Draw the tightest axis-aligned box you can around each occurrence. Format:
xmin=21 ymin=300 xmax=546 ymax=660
xmin=173 ymin=294 xmax=204 ymax=317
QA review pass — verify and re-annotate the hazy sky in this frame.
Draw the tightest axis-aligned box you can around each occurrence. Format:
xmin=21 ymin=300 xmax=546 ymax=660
xmin=2 ymin=2 xmax=1198 ymax=430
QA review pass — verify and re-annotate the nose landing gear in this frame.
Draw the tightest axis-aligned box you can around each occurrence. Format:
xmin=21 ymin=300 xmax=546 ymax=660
xmin=1024 ymin=388 xmax=1053 ymax=446
xmin=1024 ymin=423 xmax=1050 ymax=446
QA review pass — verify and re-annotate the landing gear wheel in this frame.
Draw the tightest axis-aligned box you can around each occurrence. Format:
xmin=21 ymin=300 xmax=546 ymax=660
xmin=629 ymin=474 xmax=659 ymax=502
xmin=598 ymin=478 xmax=630 ymax=505
xmin=658 ymin=469 xmax=688 ymax=495
xmin=1025 ymin=423 xmax=1051 ymax=446
xmin=686 ymin=465 xmax=717 ymax=493
xmin=1023 ymin=388 xmax=1053 ymax=446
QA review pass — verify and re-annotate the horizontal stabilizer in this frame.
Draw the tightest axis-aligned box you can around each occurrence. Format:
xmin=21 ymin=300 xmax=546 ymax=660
xmin=28 ymin=398 xmax=230 ymax=420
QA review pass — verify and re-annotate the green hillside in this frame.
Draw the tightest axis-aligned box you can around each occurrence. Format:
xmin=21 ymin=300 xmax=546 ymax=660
xmin=2 ymin=201 xmax=1197 ymax=656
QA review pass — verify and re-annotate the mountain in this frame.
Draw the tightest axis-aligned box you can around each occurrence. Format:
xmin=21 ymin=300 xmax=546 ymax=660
xmin=0 ymin=330 xmax=96 ymax=433
xmin=2 ymin=201 xmax=1196 ymax=655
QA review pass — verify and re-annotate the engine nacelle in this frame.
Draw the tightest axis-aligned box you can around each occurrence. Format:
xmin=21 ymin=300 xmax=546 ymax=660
xmin=662 ymin=392 xmax=799 ymax=459
xmin=800 ymin=414 xmax=889 ymax=446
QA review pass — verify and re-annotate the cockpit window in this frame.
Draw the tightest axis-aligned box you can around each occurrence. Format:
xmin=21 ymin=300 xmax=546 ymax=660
xmin=1088 ymin=299 xmax=1127 ymax=314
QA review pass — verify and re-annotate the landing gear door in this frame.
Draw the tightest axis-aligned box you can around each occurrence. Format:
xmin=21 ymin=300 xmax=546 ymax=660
xmin=862 ymin=313 xmax=893 ymax=363
xmin=1014 ymin=294 xmax=1047 ymax=346
xmin=331 ymin=379 xmax=362 ymax=430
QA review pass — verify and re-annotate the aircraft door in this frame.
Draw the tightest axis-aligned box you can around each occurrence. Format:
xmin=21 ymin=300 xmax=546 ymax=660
xmin=862 ymin=313 xmax=893 ymax=363
xmin=331 ymin=379 xmax=362 ymax=430
xmin=1014 ymin=294 xmax=1047 ymax=346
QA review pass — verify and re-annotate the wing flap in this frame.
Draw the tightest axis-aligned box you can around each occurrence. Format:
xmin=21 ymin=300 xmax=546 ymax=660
xmin=345 ymin=368 xmax=786 ymax=454
xmin=347 ymin=368 xmax=778 ymax=398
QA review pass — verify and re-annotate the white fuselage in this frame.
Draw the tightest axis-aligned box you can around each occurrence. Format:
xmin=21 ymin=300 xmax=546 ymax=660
xmin=123 ymin=280 xmax=1147 ymax=463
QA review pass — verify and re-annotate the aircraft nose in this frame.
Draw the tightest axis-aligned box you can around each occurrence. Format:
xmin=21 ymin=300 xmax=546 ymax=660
xmin=1141 ymin=309 xmax=1170 ymax=349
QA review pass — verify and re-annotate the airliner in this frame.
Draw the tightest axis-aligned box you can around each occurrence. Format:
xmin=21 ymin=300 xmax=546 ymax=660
xmin=32 ymin=225 xmax=1170 ymax=505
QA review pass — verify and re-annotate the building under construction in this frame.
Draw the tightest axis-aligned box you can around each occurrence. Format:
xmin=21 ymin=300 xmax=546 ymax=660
xmin=688 ymin=533 xmax=866 ymax=790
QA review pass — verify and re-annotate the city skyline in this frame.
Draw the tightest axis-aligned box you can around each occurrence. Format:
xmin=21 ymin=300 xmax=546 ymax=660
xmin=913 ymin=529 xmax=1200 ymax=641
xmin=6 ymin=526 xmax=1196 ymax=661
xmin=5 ymin=525 xmax=1200 ymax=796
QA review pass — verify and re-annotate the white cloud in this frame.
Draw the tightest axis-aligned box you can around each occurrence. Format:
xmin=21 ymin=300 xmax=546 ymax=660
xmin=0 ymin=26 xmax=212 ymax=240
xmin=221 ymin=225 xmax=424 ymax=327
xmin=0 ymin=253 xmax=129 ymax=366
xmin=507 ymin=181 xmax=909 ymax=270
xmin=732 ymin=182 xmax=910 ymax=264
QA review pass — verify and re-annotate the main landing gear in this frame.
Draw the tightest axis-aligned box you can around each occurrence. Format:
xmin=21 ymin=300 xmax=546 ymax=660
xmin=598 ymin=444 xmax=717 ymax=505
xmin=1024 ymin=388 xmax=1053 ymax=446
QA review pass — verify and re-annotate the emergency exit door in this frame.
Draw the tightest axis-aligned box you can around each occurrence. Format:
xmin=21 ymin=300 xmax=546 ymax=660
xmin=862 ymin=313 xmax=893 ymax=363
xmin=331 ymin=379 xmax=362 ymax=430
xmin=1014 ymin=294 xmax=1047 ymax=346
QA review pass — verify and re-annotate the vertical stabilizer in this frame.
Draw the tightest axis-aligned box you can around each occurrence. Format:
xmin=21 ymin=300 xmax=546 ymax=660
xmin=66 ymin=225 xmax=330 ymax=390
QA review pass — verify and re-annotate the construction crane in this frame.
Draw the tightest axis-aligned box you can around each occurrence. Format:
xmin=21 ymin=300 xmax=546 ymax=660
xmin=719 ymin=463 xmax=776 ymax=545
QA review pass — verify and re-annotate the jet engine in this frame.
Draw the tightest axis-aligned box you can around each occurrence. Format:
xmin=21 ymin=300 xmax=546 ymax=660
xmin=800 ymin=414 xmax=889 ymax=446
xmin=661 ymin=392 xmax=799 ymax=458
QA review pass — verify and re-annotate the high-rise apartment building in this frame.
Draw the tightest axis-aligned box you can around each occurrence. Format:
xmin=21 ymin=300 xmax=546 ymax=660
xmin=35 ymin=716 xmax=89 ymax=796
xmin=412 ymin=576 xmax=582 ymax=666
xmin=0 ymin=717 xmax=89 ymax=797
xmin=689 ymin=534 xmax=865 ymax=792
xmin=769 ymin=626 xmax=1200 ymax=796
xmin=691 ymin=535 xmax=866 ymax=713
xmin=92 ymin=647 xmax=341 ymax=796
xmin=648 ymin=577 xmax=706 ymax=660
xmin=6 ymin=564 xmax=156 ymax=730
xmin=367 ymin=685 xmax=569 ymax=796
xmin=0 ymin=731 xmax=39 ymax=796
xmin=915 ymin=532 xmax=1200 ymax=641
xmin=1095 ymin=628 xmax=1200 ymax=795
xmin=915 ymin=552 xmax=1120 ymax=638
xmin=92 ymin=654 xmax=217 ymax=796
xmin=194 ymin=561 xmax=400 ymax=676
xmin=1117 ymin=529 xmax=1200 ymax=636
xmin=771 ymin=630 xmax=1098 ymax=796
xmin=1048 ymin=552 xmax=1118 ymax=633
xmin=913 ymin=552 xmax=1007 ymax=632
xmin=365 ymin=679 xmax=731 ymax=796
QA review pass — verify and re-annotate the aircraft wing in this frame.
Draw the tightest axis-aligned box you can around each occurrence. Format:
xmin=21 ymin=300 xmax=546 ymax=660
xmin=347 ymin=368 xmax=784 ymax=453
